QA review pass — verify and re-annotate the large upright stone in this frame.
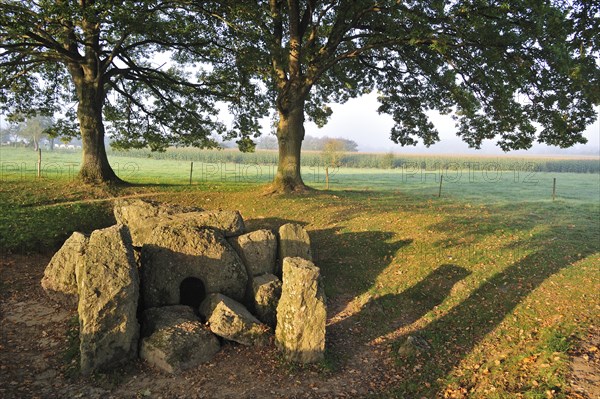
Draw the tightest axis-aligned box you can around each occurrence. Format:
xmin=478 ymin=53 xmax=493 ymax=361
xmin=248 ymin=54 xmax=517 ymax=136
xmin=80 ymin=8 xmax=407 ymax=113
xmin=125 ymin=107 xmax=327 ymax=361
xmin=277 ymin=224 xmax=312 ymax=274
xmin=200 ymin=294 xmax=270 ymax=346
xmin=78 ymin=225 xmax=140 ymax=375
xmin=228 ymin=229 xmax=277 ymax=277
xmin=252 ymin=273 xmax=282 ymax=328
xmin=140 ymin=306 xmax=220 ymax=374
xmin=141 ymin=225 xmax=248 ymax=308
xmin=40 ymin=232 xmax=88 ymax=307
xmin=276 ymin=257 xmax=326 ymax=363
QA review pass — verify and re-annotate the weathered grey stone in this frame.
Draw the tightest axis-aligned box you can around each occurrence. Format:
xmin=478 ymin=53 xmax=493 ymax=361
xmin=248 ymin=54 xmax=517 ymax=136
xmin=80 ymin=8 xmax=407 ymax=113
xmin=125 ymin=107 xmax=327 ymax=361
xmin=228 ymin=229 xmax=277 ymax=277
xmin=200 ymin=294 xmax=270 ymax=346
xmin=78 ymin=225 xmax=140 ymax=375
xmin=277 ymin=224 xmax=312 ymax=274
xmin=140 ymin=306 xmax=220 ymax=373
xmin=113 ymin=199 xmax=202 ymax=246
xmin=275 ymin=257 xmax=326 ymax=363
xmin=252 ymin=273 xmax=282 ymax=328
xmin=40 ymin=232 xmax=88 ymax=307
xmin=173 ymin=210 xmax=245 ymax=238
xmin=141 ymin=225 xmax=248 ymax=308
xmin=115 ymin=198 xmax=245 ymax=246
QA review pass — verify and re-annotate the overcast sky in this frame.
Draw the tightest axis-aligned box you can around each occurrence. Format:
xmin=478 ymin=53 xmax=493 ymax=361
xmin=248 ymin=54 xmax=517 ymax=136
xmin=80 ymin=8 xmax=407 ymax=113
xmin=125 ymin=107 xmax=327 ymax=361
xmin=278 ymin=92 xmax=600 ymax=155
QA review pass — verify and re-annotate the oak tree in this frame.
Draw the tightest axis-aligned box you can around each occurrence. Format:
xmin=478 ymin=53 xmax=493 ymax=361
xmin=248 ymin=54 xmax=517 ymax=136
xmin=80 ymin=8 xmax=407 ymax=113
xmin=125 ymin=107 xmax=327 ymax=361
xmin=210 ymin=0 xmax=599 ymax=192
xmin=0 ymin=0 xmax=247 ymax=183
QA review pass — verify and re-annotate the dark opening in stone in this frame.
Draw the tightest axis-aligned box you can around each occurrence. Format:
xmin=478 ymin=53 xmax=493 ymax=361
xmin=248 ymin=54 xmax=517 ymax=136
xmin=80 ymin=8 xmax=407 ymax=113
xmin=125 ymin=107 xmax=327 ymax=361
xmin=179 ymin=277 xmax=206 ymax=309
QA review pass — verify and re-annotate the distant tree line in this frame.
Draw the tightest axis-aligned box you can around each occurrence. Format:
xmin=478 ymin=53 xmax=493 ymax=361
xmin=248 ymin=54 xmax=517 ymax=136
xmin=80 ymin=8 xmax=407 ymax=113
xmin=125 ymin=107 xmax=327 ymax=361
xmin=0 ymin=115 xmax=84 ymax=150
xmin=255 ymin=135 xmax=358 ymax=152
xmin=109 ymin=147 xmax=600 ymax=174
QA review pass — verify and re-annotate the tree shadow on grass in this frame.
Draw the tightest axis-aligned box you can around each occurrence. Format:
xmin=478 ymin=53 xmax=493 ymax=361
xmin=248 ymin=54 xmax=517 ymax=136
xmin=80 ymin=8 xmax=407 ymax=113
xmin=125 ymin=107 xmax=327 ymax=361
xmin=309 ymin=227 xmax=413 ymax=297
xmin=1 ymin=202 xmax=116 ymax=255
xmin=386 ymin=202 xmax=599 ymax=397
xmin=328 ymin=264 xmax=471 ymax=345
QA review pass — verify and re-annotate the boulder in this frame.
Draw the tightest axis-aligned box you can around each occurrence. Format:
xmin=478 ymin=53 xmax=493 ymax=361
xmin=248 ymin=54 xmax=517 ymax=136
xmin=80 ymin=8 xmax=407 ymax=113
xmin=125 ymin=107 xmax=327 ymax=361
xmin=275 ymin=257 xmax=326 ymax=363
xmin=140 ymin=306 xmax=220 ymax=373
xmin=113 ymin=199 xmax=202 ymax=246
xmin=78 ymin=225 xmax=140 ymax=375
xmin=228 ymin=229 xmax=277 ymax=277
xmin=251 ymin=274 xmax=282 ymax=328
xmin=200 ymin=294 xmax=270 ymax=346
xmin=40 ymin=232 xmax=88 ymax=307
xmin=277 ymin=224 xmax=312 ymax=274
xmin=115 ymin=198 xmax=245 ymax=246
xmin=141 ymin=225 xmax=248 ymax=308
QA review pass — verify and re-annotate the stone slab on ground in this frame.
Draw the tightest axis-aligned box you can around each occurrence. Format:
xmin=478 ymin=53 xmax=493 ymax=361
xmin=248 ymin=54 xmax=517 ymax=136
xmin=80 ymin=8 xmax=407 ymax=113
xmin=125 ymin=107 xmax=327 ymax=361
xmin=140 ymin=305 xmax=220 ymax=374
xmin=200 ymin=293 xmax=270 ymax=346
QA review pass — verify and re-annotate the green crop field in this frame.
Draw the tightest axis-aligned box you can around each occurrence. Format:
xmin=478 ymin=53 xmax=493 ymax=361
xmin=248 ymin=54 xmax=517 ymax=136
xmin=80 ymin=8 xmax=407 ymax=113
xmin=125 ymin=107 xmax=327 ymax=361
xmin=1 ymin=145 xmax=599 ymax=398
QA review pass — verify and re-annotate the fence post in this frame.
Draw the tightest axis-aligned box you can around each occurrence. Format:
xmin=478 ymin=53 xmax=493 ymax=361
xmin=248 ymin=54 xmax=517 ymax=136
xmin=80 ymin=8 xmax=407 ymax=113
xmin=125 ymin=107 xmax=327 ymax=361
xmin=438 ymin=174 xmax=443 ymax=197
xmin=189 ymin=161 xmax=194 ymax=185
xmin=37 ymin=148 xmax=42 ymax=178
xmin=552 ymin=177 xmax=556 ymax=201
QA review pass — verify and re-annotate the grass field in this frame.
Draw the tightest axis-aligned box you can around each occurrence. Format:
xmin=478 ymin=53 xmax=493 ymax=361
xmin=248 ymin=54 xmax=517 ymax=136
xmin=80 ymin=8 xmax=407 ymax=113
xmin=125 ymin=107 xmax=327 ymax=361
xmin=1 ymin=146 xmax=599 ymax=397
xmin=2 ymin=147 xmax=599 ymax=203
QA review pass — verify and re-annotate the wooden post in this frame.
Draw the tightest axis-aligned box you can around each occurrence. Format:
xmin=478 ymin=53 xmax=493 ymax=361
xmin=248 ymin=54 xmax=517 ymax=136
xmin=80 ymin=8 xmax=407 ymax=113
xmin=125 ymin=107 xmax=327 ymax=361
xmin=37 ymin=148 xmax=42 ymax=178
xmin=438 ymin=174 xmax=443 ymax=198
xmin=552 ymin=177 xmax=556 ymax=201
xmin=325 ymin=166 xmax=329 ymax=190
xmin=189 ymin=161 xmax=194 ymax=185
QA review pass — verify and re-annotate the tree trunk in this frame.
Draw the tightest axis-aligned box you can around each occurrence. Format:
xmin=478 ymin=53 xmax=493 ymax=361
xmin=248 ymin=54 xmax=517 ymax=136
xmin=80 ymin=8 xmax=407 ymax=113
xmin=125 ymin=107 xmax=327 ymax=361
xmin=76 ymin=83 xmax=122 ymax=184
xmin=273 ymin=100 xmax=308 ymax=192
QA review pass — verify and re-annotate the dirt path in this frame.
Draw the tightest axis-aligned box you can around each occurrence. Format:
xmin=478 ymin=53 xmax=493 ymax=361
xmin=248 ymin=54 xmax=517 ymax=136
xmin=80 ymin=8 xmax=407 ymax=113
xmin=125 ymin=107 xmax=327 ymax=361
xmin=568 ymin=327 xmax=600 ymax=399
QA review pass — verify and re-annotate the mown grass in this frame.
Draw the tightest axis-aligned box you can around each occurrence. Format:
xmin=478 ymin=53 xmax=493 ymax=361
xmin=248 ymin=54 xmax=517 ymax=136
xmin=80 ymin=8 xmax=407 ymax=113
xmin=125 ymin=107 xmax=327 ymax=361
xmin=0 ymin=146 xmax=598 ymax=397
xmin=2 ymin=147 xmax=599 ymax=203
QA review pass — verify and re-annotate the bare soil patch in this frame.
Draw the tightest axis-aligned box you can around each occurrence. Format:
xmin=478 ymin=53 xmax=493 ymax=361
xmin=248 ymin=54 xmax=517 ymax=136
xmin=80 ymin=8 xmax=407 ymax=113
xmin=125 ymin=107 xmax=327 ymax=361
xmin=569 ymin=327 xmax=600 ymax=399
